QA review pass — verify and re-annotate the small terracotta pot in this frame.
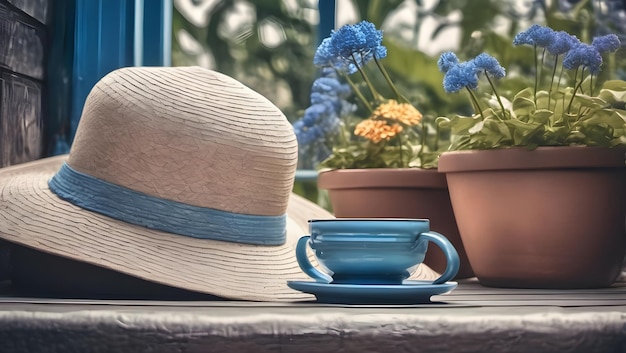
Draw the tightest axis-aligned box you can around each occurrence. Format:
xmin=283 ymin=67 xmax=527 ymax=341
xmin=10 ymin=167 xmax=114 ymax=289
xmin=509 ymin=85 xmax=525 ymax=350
xmin=317 ymin=168 xmax=474 ymax=279
xmin=439 ymin=146 xmax=626 ymax=288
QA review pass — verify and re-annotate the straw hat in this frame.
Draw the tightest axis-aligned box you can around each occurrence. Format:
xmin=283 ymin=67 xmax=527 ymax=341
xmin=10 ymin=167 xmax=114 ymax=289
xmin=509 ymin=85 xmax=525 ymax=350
xmin=0 ymin=66 xmax=438 ymax=301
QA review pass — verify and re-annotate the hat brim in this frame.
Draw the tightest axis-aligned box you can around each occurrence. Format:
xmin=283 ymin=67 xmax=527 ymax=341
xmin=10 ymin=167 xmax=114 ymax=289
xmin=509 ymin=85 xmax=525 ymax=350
xmin=0 ymin=156 xmax=440 ymax=301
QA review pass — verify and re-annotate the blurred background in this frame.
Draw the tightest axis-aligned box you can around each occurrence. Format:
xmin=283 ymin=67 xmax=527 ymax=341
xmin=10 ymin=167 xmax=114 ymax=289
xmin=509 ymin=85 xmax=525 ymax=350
xmin=171 ymin=0 xmax=626 ymax=201
xmin=172 ymin=0 xmax=626 ymax=124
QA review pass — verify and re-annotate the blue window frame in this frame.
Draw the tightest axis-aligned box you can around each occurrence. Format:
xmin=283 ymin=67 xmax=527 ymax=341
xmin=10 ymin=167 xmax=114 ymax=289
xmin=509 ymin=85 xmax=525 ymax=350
xmin=49 ymin=0 xmax=172 ymax=153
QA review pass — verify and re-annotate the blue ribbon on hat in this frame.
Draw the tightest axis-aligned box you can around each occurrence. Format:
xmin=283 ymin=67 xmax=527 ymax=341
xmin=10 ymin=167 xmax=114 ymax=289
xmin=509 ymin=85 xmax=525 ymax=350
xmin=48 ymin=163 xmax=286 ymax=245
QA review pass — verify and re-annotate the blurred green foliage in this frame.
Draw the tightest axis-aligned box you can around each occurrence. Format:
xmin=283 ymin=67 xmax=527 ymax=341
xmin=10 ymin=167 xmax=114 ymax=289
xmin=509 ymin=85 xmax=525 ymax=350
xmin=172 ymin=0 xmax=625 ymax=121
xmin=172 ymin=0 xmax=319 ymax=120
xmin=172 ymin=0 xmax=626 ymax=204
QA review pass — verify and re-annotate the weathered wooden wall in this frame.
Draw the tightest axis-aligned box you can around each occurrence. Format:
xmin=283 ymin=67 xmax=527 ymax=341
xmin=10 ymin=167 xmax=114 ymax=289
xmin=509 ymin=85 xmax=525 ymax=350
xmin=0 ymin=0 xmax=51 ymax=281
xmin=0 ymin=0 xmax=50 ymax=167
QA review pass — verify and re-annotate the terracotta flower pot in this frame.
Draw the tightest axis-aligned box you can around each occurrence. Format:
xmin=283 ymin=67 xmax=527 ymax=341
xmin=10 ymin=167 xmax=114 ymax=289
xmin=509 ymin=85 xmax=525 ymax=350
xmin=439 ymin=146 xmax=626 ymax=288
xmin=317 ymin=168 xmax=474 ymax=279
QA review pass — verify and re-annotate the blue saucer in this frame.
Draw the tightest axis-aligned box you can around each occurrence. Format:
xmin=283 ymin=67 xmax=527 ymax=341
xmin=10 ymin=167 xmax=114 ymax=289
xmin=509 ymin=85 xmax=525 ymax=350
xmin=287 ymin=280 xmax=458 ymax=304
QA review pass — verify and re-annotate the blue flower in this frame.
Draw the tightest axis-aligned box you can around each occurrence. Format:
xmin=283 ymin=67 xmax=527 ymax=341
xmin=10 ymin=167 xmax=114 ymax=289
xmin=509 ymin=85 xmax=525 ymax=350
xmin=294 ymin=101 xmax=342 ymax=166
xmin=592 ymin=34 xmax=621 ymax=53
xmin=513 ymin=24 xmax=555 ymax=47
xmin=300 ymin=103 xmax=329 ymax=125
xmin=296 ymin=76 xmax=342 ymax=138
xmin=354 ymin=45 xmax=387 ymax=65
xmin=443 ymin=61 xmax=479 ymax=93
xmin=309 ymin=71 xmax=352 ymax=112
xmin=563 ymin=43 xmax=603 ymax=74
xmin=512 ymin=29 xmax=531 ymax=46
xmin=325 ymin=20 xmax=387 ymax=70
xmin=313 ymin=37 xmax=335 ymax=67
xmin=547 ymin=31 xmax=579 ymax=55
xmin=437 ymin=52 xmax=459 ymax=73
xmin=336 ymin=21 xmax=386 ymax=60
xmin=313 ymin=37 xmax=356 ymax=74
xmin=472 ymin=53 xmax=506 ymax=79
xmin=293 ymin=71 xmax=356 ymax=164
xmin=294 ymin=120 xmax=325 ymax=146
xmin=313 ymin=21 xmax=388 ymax=74
xmin=295 ymin=100 xmax=341 ymax=148
xmin=333 ymin=23 xmax=368 ymax=59
xmin=310 ymin=77 xmax=351 ymax=103
xmin=357 ymin=21 xmax=386 ymax=59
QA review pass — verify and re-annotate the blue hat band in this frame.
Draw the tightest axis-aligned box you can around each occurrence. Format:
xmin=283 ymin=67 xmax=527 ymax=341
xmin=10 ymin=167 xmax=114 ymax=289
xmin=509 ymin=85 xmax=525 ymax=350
xmin=48 ymin=163 xmax=287 ymax=245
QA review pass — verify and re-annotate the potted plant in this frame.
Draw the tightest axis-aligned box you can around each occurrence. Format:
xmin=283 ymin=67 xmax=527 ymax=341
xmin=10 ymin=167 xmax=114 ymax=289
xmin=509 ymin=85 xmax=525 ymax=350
xmin=292 ymin=21 xmax=473 ymax=278
xmin=436 ymin=25 xmax=626 ymax=288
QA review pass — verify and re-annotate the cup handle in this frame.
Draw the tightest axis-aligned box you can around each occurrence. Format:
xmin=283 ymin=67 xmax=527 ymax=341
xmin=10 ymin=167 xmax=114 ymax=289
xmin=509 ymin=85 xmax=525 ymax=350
xmin=421 ymin=231 xmax=460 ymax=284
xmin=295 ymin=235 xmax=333 ymax=283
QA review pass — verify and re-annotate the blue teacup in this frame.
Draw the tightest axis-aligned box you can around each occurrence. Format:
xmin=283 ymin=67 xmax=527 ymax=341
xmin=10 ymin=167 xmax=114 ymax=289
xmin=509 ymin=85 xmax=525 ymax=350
xmin=296 ymin=219 xmax=460 ymax=285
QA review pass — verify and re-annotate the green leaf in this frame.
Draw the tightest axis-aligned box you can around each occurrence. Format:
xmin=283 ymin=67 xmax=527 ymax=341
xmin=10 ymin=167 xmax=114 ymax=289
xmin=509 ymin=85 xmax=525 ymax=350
xmin=601 ymin=80 xmax=626 ymax=92
xmin=529 ymin=109 xmax=554 ymax=124
xmin=535 ymin=90 xmax=551 ymax=110
xmin=502 ymin=119 xmax=543 ymax=145
xmin=448 ymin=115 xmax=483 ymax=135
xmin=578 ymin=109 xmax=626 ymax=130
xmin=484 ymin=118 xmax=512 ymax=141
xmin=573 ymin=94 xmax=608 ymax=109
xmin=512 ymin=87 xmax=537 ymax=119
xmin=512 ymin=95 xmax=536 ymax=121
xmin=513 ymin=87 xmax=535 ymax=101
xmin=597 ymin=81 xmax=626 ymax=108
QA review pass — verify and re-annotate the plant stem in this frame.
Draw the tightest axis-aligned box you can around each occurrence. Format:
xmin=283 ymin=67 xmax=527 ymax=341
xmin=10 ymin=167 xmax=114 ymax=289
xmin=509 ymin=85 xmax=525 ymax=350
xmin=554 ymin=65 xmax=565 ymax=111
xmin=548 ymin=55 xmax=559 ymax=109
xmin=466 ymin=87 xmax=485 ymax=120
xmin=420 ymin=122 xmax=428 ymax=167
xmin=374 ymin=56 xmax=410 ymax=103
xmin=566 ymin=67 xmax=585 ymax=114
xmin=335 ymin=120 xmax=350 ymax=151
xmin=533 ymin=45 xmax=538 ymax=105
xmin=434 ymin=118 xmax=440 ymax=152
xmin=397 ymin=130 xmax=404 ymax=167
xmin=344 ymin=74 xmax=374 ymax=112
xmin=534 ymin=48 xmax=546 ymax=107
xmin=485 ymin=72 xmax=507 ymax=119
xmin=352 ymin=53 xmax=384 ymax=104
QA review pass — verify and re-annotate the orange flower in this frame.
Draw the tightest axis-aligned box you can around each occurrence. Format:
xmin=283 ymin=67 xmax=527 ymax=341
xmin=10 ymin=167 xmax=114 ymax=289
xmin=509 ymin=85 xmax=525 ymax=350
xmin=354 ymin=119 xmax=403 ymax=143
xmin=371 ymin=99 xmax=423 ymax=126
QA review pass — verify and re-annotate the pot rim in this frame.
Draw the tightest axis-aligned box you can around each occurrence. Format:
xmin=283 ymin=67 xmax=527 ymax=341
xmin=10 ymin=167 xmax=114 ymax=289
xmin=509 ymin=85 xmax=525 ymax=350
xmin=438 ymin=146 xmax=626 ymax=173
xmin=317 ymin=168 xmax=447 ymax=190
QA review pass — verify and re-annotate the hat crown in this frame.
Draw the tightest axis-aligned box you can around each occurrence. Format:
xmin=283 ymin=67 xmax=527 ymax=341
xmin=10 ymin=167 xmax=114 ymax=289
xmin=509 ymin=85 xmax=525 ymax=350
xmin=67 ymin=66 xmax=297 ymax=216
